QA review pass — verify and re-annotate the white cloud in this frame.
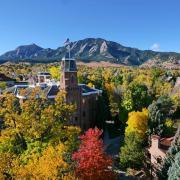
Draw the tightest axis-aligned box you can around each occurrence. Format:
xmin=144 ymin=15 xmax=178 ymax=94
xmin=150 ymin=43 xmax=160 ymax=51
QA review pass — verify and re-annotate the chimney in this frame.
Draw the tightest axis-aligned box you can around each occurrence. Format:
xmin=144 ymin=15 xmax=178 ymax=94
xmin=151 ymin=135 xmax=160 ymax=149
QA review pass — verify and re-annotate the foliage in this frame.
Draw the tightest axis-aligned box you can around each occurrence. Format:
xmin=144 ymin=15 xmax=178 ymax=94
xmin=15 ymin=144 xmax=75 ymax=179
xmin=0 ymin=82 xmax=7 ymax=90
xmin=120 ymin=132 xmax=145 ymax=170
xmin=0 ymin=91 xmax=80 ymax=179
xmin=125 ymin=108 xmax=148 ymax=139
xmin=0 ymin=153 xmax=15 ymax=179
xmin=49 ymin=66 xmax=61 ymax=80
xmin=0 ymin=62 xmax=179 ymax=177
xmin=87 ymin=82 xmax=93 ymax=88
xmin=158 ymin=127 xmax=180 ymax=179
xmin=73 ymin=128 xmax=115 ymax=180
xmin=163 ymin=119 xmax=174 ymax=136
xmin=171 ymin=92 xmax=180 ymax=119
xmin=148 ymin=95 xmax=175 ymax=136
xmin=122 ymin=83 xmax=152 ymax=112
xmin=168 ymin=151 xmax=180 ymax=180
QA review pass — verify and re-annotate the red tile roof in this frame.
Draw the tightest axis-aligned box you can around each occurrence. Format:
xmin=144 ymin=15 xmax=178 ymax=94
xmin=160 ymin=137 xmax=174 ymax=147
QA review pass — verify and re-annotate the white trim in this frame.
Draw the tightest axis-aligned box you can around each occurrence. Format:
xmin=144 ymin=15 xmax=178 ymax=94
xmin=16 ymin=94 xmax=27 ymax=99
xmin=47 ymin=95 xmax=56 ymax=99
xmin=64 ymin=71 xmax=77 ymax=73
xmin=62 ymin=57 xmax=75 ymax=61
xmin=82 ymin=90 xmax=102 ymax=96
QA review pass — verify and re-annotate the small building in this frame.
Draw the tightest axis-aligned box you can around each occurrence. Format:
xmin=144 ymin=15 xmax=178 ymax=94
xmin=148 ymin=135 xmax=174 ymax=178
xmin=37 ymin=72 xmax=51 ymax=84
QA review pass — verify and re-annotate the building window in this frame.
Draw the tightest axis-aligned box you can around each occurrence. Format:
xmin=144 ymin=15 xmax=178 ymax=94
xmin=39 ymin=76 xmax=45 ymax=83
xmin=71 ymin=74 xmax=75 ymax=83
xmin=70 ymin=61 xmax=75 ymax=69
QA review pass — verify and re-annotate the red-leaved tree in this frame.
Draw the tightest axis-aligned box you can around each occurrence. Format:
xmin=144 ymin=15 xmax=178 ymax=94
xmin=72 ymin=127 xmax=115 ymax=180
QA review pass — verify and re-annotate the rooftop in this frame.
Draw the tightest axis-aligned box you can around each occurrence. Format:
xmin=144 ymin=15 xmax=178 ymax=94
xmin=9 ymin=83 xmax=101 ymax=99
xmin=159 ymin=136 xmax=174 ymax=150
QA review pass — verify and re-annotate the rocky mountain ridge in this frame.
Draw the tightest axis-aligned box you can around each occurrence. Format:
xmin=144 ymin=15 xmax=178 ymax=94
xmin=0 ymin=38 xmax=180 ymax=67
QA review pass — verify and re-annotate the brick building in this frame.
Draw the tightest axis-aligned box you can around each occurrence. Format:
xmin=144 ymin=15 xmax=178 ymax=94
xmin=9 ymin=57 xmax=102 ymax=130
xmin=147 ymin=135 xmax=174 ymax=178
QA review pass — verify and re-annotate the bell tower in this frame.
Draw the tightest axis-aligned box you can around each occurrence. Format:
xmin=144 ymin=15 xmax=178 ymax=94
xmin=60 ymin=56 xmax=78 ymax=91
xmin=60 ymin=56 xmax=82 ymax=125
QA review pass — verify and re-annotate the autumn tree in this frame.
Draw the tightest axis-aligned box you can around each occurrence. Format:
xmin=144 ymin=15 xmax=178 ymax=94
xmin=0 ymin=82 xmax=7 ymax=90
xmin=171 ymin=92 xmax=180 ymax=119
xmin=0 ymin=91 xmax=80 ymax=179
xmin=120 ymin=132 xmax=145 ymax=170
xmin=15 ymin=144 xmax=75 ymax=179
xmin=148 ymin=95 xmax=175 ymax=136
xmin=72 ymin=128 xmax=115 ymax=180
xmin=125 ymin=108 xmax=149 ymax=139
xmin=0 ymin=153 xmax=15 ymax=179
xmin=49 ymin=66 xmax=61 ymax=80
xmin=122 ymin=83 xmax=152 ymax=112
xmin=119 ymin=109 xmax=148 ymax=170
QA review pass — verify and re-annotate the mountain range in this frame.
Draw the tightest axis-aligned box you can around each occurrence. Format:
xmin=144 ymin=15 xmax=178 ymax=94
xmin=0 ymin=38 xmax=180 ymax=67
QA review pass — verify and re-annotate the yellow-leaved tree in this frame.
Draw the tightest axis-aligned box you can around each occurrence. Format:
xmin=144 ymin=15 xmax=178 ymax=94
xmin=49 ymin=66 xmax=61 ymax=80
xmin=0 ymin=91 xmax=80 ymax=179
xmin=15 ymin=144 xmax=76 ymax=179
xmin=125 ymin=108 xmax=149 ymax=139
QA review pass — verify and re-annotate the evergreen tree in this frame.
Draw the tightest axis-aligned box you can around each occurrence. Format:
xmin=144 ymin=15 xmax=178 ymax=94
xmin=168 ymin=152 xmax=180 ymax=180
xmin=148 ymin=95 xmax=175 ymax=136
xmin=158 ymin=127 xmax=180 ymax=179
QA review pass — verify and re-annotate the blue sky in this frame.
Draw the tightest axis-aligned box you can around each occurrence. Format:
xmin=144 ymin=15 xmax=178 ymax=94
xmin=0 ymin=0 xmax=180 ymax=54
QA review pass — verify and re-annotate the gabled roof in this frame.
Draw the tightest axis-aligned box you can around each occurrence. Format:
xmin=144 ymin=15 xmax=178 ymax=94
xmin=160 ymin=137 xmax=174 ymax=150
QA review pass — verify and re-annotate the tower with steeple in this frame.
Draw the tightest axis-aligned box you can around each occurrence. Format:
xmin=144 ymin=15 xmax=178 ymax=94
xmin=60 ymin=56 xmax=82 ymax=125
